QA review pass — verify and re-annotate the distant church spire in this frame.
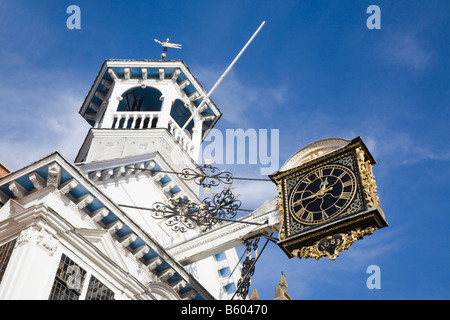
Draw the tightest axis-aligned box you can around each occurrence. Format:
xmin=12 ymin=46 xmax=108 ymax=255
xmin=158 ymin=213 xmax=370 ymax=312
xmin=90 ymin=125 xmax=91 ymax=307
xmin=274 ymin=272 xmax=291 ymax=300
xmin=249 ymin=288 xmax=260 ymax=300
xmin=247 ymin=272 xmax=292 ymax=300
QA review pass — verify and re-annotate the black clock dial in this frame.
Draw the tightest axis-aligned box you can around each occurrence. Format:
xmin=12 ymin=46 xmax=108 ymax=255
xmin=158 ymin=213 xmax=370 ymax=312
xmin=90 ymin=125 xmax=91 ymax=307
xmin=288 ymin=164 xmax=357 ymax=225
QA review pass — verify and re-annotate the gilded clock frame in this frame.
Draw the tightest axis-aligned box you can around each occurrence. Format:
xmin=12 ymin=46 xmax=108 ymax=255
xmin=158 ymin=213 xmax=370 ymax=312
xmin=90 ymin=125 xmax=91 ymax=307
xmin=281 ymin=149 xmax=366 ymax=239
xmin=270 ymin=137 xmax=388 ymax=260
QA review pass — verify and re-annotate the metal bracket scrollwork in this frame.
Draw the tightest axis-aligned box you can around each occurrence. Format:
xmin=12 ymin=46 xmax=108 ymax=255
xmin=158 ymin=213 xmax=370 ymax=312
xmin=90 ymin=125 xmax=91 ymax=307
xmin=201 ymin=187 xmax=242 ymax=221
xmin=151 ymin=197 xmax=203 ymax=233
xmin=180 ymin=164 xmax=233 ymax=190
xmin=122 ymin=164 xmax=270 ymax=233
xmin=235 ymin=237 xmax=260 ymax=299
xmin=150 ymin=188 xmax=245 ymax=233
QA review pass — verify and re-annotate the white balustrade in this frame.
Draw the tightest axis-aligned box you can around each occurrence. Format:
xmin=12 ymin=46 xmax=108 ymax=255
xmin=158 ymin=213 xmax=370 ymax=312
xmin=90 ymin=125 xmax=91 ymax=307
xmin=111 ymin=112 xmax=159 ymax=129
xmin=168 ymin=119 xmax=195 ymax=156
xmin=110 ymin=112 xmax=194 ymax=157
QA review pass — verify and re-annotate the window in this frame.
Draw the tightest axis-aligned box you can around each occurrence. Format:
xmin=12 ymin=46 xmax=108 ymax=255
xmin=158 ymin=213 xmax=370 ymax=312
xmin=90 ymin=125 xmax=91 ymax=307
xmin=48 ymin=254 xmax=87 ymax=300
xmin=219 ymin=267 xmax=231 ymax=277
xmin=224 ymin=282 xmax=236 ymax=294
xmin=170 ymin=99 xmax=194 ymax=133
xmin=49 ymin=253 xmax=115 ymax=300
xmin=214 ymin=251 xmax=227 ymax=262
xmin=0 ymin=239 xmax=16 ymax=285
xmin=85 ymin=275 xmax=115 ymax=300
xmin=117 ymin=87 xmax=163 ymax=112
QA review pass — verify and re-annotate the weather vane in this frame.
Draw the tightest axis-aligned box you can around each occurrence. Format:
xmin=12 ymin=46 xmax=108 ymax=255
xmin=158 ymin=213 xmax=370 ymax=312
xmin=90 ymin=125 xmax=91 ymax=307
xmin=154 ymin=38 xmax=182 ymax=60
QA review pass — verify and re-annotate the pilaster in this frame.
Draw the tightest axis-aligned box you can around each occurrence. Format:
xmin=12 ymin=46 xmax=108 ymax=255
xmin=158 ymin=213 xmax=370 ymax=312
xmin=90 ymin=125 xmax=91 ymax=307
xmin=0 ymin=225 xmax=61 ymax=299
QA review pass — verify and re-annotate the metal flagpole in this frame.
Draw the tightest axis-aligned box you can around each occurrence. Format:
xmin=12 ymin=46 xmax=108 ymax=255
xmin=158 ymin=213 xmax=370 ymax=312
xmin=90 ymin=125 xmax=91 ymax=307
xmin=181 ymin=21 xmax=266 ymax=130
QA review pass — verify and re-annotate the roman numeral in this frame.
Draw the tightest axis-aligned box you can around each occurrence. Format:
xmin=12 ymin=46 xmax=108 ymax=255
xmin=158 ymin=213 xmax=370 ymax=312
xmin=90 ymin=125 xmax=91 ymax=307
xmin=303 ymin=176 xmax=312 ymax=184
xmin=341 ymin=191 xmax=352 ymax=200
xmin=338 ymin=171 xmax=347 ymax=180
xmin=294 ymin=207 xmax=306 ymax=217
xmin=342 ymin=180 xmax=353 ymax=188
xmin=329 ymin=167 xmax=335 ymax=176
xmin=305 ymin=212 xmax=314 ymax=222
xmin=316 ymin=169 xmax=324 ymax=178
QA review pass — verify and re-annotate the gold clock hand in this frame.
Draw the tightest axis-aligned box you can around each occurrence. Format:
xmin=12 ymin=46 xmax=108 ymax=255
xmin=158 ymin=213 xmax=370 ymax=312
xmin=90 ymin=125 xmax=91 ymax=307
xmin=319 ymin=186 xmax=333 ymax=196
xmin=292 ymin=192 xmax=317 ymax=206
xmin=293 ymin=178 xmax=334 ymax=207
xmin=302 ymin=193 xmax=319 ymax=201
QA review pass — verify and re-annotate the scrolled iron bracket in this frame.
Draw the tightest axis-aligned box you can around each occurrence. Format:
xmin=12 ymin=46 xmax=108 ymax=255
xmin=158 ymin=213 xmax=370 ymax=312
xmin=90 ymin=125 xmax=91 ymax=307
xmin=179 ymin=164 xmax=233 ymax=190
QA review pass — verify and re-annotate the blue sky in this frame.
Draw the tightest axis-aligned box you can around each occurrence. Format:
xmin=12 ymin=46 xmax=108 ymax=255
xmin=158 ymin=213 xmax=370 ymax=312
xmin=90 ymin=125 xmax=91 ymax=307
xmin=0 ymin=1 xmax=449 ymax=300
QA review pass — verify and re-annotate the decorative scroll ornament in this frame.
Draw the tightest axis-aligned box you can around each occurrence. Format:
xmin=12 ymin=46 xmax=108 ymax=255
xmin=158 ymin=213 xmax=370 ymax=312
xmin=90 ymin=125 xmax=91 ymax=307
xmin=356 ymin=147 xmax=384 ymax=217
xmin=134 ymin=164 xmax=269 ymax=193
xmin=180 ymin=164 xmax=233 ymax=191
xmin=235 ymin=238 xmax=260 ymax=299
xmin=292 ymin=227 xmax=377 ymax=260
xmin=201 ymin=187 xmax=241 ymax=220
xmin=150 ymin=188 xmax=244 ymax=233
xmin=151 ymin=197 xmax=208 ymax=233
xmin=275 ymin=180 xmax=286 ymax=241
xmin=123 ymin=164 xmax=269 ymax=233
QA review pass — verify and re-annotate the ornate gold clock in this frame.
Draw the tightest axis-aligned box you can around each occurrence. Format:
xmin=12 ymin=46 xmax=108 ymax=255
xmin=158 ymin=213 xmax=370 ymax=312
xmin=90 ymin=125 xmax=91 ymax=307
xmin=270 ymin=137 xmax=388 ymax=260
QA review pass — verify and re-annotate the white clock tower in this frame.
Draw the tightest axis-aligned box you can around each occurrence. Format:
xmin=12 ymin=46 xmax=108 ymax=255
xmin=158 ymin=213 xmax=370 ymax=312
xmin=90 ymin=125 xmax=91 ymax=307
xmin=75 ymin=60 xmax=221 ymax=228
xmin=74 ymin=59 xmax=242 ymax=298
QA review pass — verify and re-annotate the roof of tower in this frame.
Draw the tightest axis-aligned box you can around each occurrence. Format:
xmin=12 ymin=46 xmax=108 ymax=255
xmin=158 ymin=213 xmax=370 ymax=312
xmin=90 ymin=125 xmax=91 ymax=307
xmin=79 ymin=59 xmax=222 ymax=141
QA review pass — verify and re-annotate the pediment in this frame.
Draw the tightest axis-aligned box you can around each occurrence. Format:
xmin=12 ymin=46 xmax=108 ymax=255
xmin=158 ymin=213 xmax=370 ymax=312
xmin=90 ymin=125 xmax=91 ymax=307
xmin=76 ymin=227 xmax=128 ymax=271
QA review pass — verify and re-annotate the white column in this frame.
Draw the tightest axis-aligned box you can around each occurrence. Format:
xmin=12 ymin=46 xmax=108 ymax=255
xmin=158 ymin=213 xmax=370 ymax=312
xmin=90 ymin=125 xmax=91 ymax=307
xmin=156 ymin=95 xmax=171 ymax=129
xmin=0 ymin=226 xmax=61 ymax=299
xmin=99 ymin=81 xmax=127 ymax=129
xmin=191 ymin=119 xmax=203 ymax=163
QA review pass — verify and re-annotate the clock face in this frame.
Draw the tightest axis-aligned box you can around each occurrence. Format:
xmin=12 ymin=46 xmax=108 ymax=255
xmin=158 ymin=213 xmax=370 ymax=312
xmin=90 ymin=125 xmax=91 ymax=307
xmin=288 ymin=164 xmax=357 ymax=225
